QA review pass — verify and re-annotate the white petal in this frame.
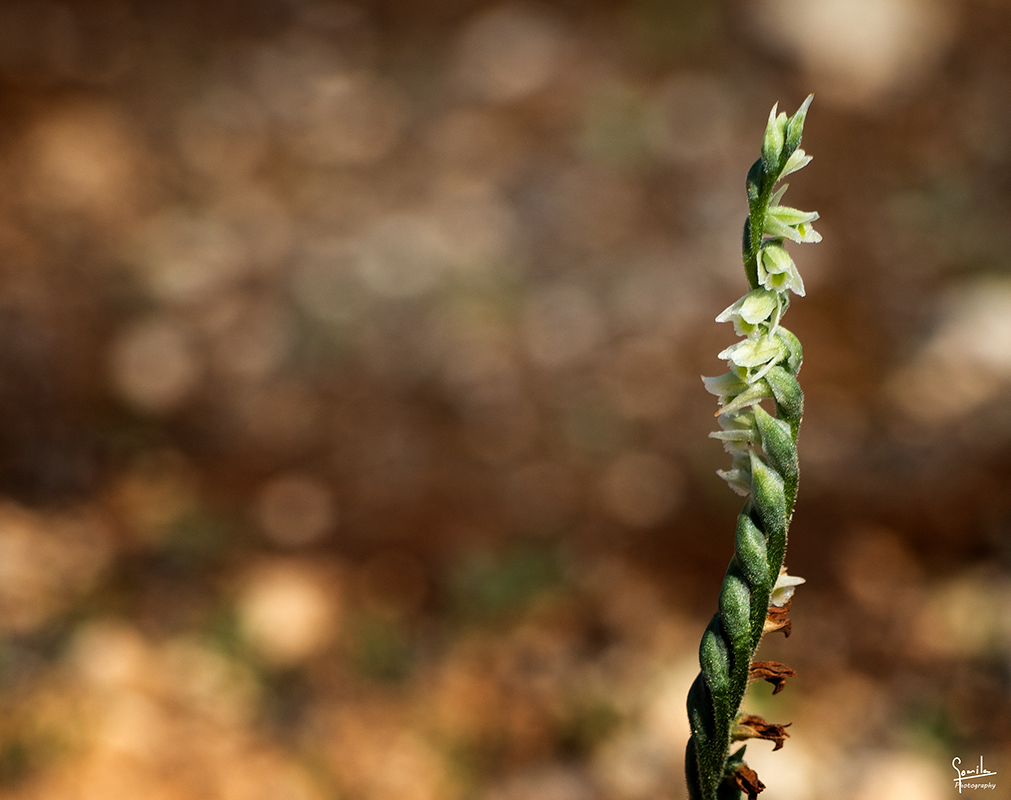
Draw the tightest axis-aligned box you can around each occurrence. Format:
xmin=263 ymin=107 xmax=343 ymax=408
xmin=702 ymin=371 xmax=747 ymax=398
xmin=768 ymin=205 xmax=819 ymax=226
xmin=761 ymin=244 xmax=794 ymax=275
xmin=716 ymin=468 xmax=752 ymax=496
xmin=717 ymin=337 xmax=780 ymax=368
xmin=738 ymin=289 xmax=780 ymax=324
xmin=780 ymin=149 xmax=812 ymax=178
xmin=764 ymin=215 xmax=821 ymax=244
xmin=709 ymin=429 xmax=757 ymax=442
xmin=770 ymin=571 xmax=806 ymax=607
xmin=794 ymin=221 xmax=822 ymax=243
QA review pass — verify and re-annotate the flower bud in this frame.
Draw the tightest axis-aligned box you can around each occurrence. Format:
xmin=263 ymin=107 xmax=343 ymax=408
xmin=784 ymin=94 xmax=814 ymax=159
xmin=762 ymin=105 xmax=788 ymax=173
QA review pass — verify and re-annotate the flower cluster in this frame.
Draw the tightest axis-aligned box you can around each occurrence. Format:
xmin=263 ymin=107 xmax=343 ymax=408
xmin=703 ymin=96 xmax=820 ymax=497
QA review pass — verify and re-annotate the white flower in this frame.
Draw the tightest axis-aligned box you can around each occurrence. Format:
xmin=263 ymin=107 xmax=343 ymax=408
xmin=717 ymin=335 xmax=781 ymax=370
xmin=715 ymin=288 xmax=781 ymax=336
xmin=716 ymin=451 xmax=754 ymax=495
xmin=716 ymin=465 xmax=752 ymax=496
xmin=758 ymin=243 xmax=806 ymax=297
xmin=765 ymin=205 xmax=822 ymax=244
xmin=709 ymin=410 xmax=759 ymax=454
xmin=780 ymin=148 xmax=812 ymax=179
xmin=702 ymin=370 xmax=748 ymax=401
xmin=770 ymin=569 xmax=805 ymax=607
xmin=717 ymin=333 xmax=786 ymax=386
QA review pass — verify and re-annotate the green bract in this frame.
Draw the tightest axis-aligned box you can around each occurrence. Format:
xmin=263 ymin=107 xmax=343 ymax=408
xmin=686 ymin=96 xmax=819 ymax=800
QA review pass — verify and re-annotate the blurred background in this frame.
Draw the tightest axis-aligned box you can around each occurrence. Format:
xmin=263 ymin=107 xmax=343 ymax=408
xmin=0 ymin=0 xmax=1010 ymax=798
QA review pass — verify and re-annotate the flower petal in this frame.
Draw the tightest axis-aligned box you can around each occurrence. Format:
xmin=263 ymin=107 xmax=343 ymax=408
xmin=716 ymin=289 xmax=781 ymax=336
xmin=758 ymin=245 xmax=805 ymax=296
xmin=718 ymin=336 xmax=781 ymax=369
xmin=717 ymin=467 xmax=752 ymax=496
xmin=764 ymin=214 xmax=822 ymax=244
xmin=768 ymin=205 xmax=819 ymax=226
xmin=793 ymin=221 xmax=822 ymax=243
xmin=702 ymin=371 xmax=748 ymax=399
xmin=770 ymin=569 xmax=805 ymax=607
xmin=718 ymin=382 xmax=772 ymax=415
xmin=780 ymin=148 xmax=812 ymax=178
xmin=738 ymin=289 xmax=780 ymax=324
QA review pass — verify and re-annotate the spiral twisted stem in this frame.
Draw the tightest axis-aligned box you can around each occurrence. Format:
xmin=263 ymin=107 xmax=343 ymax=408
xmin=686 ymin=96 xmax=818 ymax=800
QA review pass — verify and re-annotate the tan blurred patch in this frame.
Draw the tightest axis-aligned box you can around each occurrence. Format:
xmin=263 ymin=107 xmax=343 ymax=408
xmin=235 ymin=559 xmax=343 ymax=667
xmin=18 ymin=100 xmax=152 ymax=229
xmin=747 ymin=0 xmax=958 ymax=109
xmin=0 ymin=503 xmax=113 ymax=634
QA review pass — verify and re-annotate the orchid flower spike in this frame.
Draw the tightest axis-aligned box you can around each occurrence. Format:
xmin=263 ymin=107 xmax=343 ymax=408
xmin=687 ymin=95 xmax=819 ymax=800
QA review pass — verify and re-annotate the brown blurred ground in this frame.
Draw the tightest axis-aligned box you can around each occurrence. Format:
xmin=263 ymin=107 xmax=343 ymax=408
xmin=0 ymin=1 xmax=1010 ymax=799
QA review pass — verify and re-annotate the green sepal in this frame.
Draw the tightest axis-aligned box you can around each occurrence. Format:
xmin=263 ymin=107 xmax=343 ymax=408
xmin=749 ymin=450 xmax=787 ymax=565
xmin=719 ymin=566 xmax=753 ymax=682
xmin=783 ymin=94 xmax=813 ymax=160
xmin=686 ymin=737 xmax=705 ymax=800
xmin=725 ymin=745 xmax=747 ymax=767
xmin=687 ymin=673 xmax=714 ymax=745
xmin=699 ymin=617 xmax=736 ymax=779
xmin=688 ymin=673 xmax=726 ymax=800
xmin=763 ymin=366 xmax=803 ymax=427
xmin=700 ymin=621 xmax=731 ymax=698
xmin=740 ymin=515 xmax=768 ymax=643
xmin=731 ymin=513 xmax=768 ymax=606
xmin=746 ymin=158 xmax=763 ymax=207
xmin=753 ymin=406 xmax=798 ymax=510
xmin=717 ymin=746 xmax=748 ymax=800
xmin=761 ymin=106 xmax=787 ymax=175
xmin=774 ymin=327 xmax=803 ymax=374
xmin=742 ymin=217 xmax=758 ymax=290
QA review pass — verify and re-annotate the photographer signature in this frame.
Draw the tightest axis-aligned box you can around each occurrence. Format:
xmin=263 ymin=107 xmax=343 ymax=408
xmin=952 ymin=756 xmax=997 ymax=793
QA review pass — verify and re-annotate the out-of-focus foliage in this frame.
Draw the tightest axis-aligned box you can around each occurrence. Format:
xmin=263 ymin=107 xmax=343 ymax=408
xmin=0 ymin=1 xmax=1010 ymax=799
